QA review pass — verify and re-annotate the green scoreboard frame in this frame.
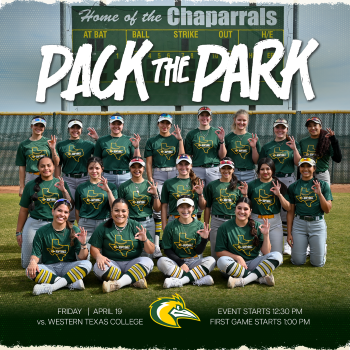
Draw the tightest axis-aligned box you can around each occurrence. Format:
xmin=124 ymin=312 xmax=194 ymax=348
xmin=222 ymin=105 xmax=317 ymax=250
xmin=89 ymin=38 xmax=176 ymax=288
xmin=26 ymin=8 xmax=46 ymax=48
xmin=72 ymin=6 xmax=284 ymax=106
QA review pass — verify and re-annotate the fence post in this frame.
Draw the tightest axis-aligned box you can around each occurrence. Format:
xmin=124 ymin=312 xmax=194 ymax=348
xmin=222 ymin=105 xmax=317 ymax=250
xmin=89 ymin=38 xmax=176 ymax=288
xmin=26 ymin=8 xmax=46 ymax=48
xmin=53 ymin=112 xmax=56 ymax=137
xmin=331 ymin=112 xmax=335 ymax=183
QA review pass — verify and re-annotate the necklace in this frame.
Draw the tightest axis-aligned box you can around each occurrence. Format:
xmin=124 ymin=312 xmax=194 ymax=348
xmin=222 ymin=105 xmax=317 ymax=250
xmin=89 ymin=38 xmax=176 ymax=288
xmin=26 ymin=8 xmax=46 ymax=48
xmin=234 ymin=131 xmax=246 ymax=142
xmin=52 ymin=225 xmax=65 ymax=235
xmin=131 ymin=179 xmax=144 ymax=194
xmin=114 ymin=220 xmax=128 ymax=233
xmin=199 ymin=127 xmax=211 ymax=140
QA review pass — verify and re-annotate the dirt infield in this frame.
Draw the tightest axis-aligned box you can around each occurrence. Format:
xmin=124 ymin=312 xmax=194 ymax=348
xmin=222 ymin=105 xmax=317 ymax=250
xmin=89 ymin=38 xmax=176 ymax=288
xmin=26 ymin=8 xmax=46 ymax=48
xmin=1 ymin=184 xmax=350 ymax=194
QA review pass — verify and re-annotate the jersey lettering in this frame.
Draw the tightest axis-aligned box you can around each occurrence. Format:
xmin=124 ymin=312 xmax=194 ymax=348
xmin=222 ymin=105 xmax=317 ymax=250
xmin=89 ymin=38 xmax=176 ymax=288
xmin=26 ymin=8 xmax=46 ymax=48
xmin=232 ymin=235 xmax=257 ymax=256
xmin=254 ymin=189 xmax=275 ymax=210
xmin=38 ymin=188 xmax=59 ymax=208
xmin=296 ymin=187 xmax=318 ymax=207
xmin=157 ymin=143 xmax=176 ymax=160
xmin=269 ymin=147 xmax=289 ymax=164
xmin=109 ymin=234 xmax=134 ymax=257
xmin=128 ymin=191 xmax=149 ymax=211
xmin=83 ymin=190 xmax=104 ymax=209
xmin=28 ymin=147 xmax=49 ymax=161
xmin=174 ymin=232 xmax=196 ymax=254
xmin=231 ymin=141 xmax=251 ymax=159
xmin=47 ymin=239 xmax=69 ymax=261
xmin=65 ymin=145 xmax=84 ymax=162
xmin=106 ymin=143 xmax=126 ymax=160
xmin=216 ymin=189 xmax=237 ymax=209
xmin=194 ymin=136 xmax=214 ymax=153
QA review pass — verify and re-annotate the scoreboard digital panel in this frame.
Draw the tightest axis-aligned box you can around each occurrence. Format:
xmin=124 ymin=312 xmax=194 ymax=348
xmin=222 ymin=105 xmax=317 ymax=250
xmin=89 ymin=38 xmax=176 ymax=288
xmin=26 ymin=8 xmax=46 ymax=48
xmin=72 ymin=6 xmax=284 ymax=106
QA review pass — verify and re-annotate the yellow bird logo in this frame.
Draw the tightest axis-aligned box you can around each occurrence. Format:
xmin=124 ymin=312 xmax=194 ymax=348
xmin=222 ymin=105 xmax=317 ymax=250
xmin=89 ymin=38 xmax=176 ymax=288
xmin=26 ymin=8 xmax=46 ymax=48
xmin=174 ymin=232 xmax=196 ymax=255
xmin=232 ymin=235 xmax=257 ymax=257
xmin=83 ymin=190 xmax=104 ymax=209
xmin=303 ymin=145 xmax=320 ymax=163
xmin=216 ymin=189 xmax=237 ymax=209
xmin=149 ymin=294 xmax=200 ymax=328
xmin=106 ymin=143 xmax=126 ymax=160
xmin=38 ymin=188 xmax=58 ymax=208
xmin=255 ymin=189 xmax=275 ymax=210
xmin=28 ymin=147 xmax=49 ymax=161
xmin=269 ymin=147 xmax=289 ymax=164
xmin=109 ymin=234 xmax=134 ymax=257
xmin=171 ymin=185 xmax=193 ymax=200
xmin=296 ymin=187 xmax=317 ymax=207
xmin=65 ymin=145 xmax=84 ymax=162
xmin=231 ymin=141 xmax=250 ymax=159
xmin=47 ymin=239 xmax=69 ymax=261
xmin=128 ymin=191 xmax=149 ymax=211
xmin=157 ymin=143 xmax=176 ymax=160
xmin=194 ymin=136 xmax=213 ymax=153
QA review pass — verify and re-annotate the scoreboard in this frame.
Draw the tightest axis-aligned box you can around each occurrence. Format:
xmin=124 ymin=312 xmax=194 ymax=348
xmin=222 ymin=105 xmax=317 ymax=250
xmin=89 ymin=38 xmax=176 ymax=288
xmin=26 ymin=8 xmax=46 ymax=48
xmin=72 ymin=6 xmax=284 ymax=106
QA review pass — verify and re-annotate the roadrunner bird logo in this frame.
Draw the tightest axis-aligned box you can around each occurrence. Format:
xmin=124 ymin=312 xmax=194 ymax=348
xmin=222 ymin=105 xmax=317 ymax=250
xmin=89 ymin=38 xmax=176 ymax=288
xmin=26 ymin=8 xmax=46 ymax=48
xmin=149 ymin=294 xmax=200 ymax=328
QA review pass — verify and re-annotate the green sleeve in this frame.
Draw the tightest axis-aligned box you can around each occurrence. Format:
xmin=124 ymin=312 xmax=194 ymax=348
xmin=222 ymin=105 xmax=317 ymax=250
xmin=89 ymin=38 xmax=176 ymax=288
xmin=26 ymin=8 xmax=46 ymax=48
xmin=88 ymin=224 xmax=104 ymax=248
xmin=282 ymin=190 xmax=290 ymax=202
xmin=19 ymin=184 xmax=32 ymax=208
xmin=321 ymin=182 xmax=333 ymax=201
xmin=224 ymin=134 xmax=229 ymax=149
xmin=287 ymin=184 xmax=296 ymax=204
xmin=75 ymin=186 xmax=82 ymax=210
xmin=73 ymin=226 xmax=82 ymax=254
xmin=31 ymin=231 xmax=43 ymax=258
xmin=141 ymin=230 xmax=154 ymax=247
xmin=259 ymin=145 xmax=267 ymax=160
xmin=204 ymin=184 xmax=213 ymax=208
xmin=162 ymin=224 xmax=172 ymax=250
xmin=15 ymin=143 xmax=26 ymax=166
xmin=184 ymin=132 xmax=193 ymax=156
xmin=215 ymin=225 xmax=228 ymax=252
xmin=64 ymin=181 xmax=72 ymax=199
xmin=256 ymin=138 xmax=262 ymax=153
xmin=110 ymin=183 xmax=119 ymax=199
xmin=195 ymin=222 xmax=204 ymax=246
xmin=160 ymin=181 xmax=170 ymax=204
xmin=295 ymin=141 xmax=301 ymax=154
xmin=247 ymin=181 xmax=253 ymax=199
xmin=144 ymin=139 xmax=153 ymax=158
xmin=57 ymin=143 xmax=63 ymax=165
xmin=129 ymin=142 xmax=135 ymax=159
xmin=94 ymin=139 xmax=103 ymax=158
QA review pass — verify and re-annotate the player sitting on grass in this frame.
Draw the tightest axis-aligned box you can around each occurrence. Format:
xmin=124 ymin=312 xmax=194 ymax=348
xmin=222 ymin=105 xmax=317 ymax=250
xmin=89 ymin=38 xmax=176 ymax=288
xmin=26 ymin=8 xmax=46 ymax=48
xmin=158 ymin=195 xmax=216 ymax=288
xmin=26 ymin=199 xmax=92 ymax=295
xmin=216 ymin=197 xmax=283 ymax=289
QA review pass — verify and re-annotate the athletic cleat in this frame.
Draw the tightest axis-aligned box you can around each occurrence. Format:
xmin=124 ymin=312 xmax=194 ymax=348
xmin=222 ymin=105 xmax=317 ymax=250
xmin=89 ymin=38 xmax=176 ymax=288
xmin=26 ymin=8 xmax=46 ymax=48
xmin=227 ymin=277 xmax=244 ymax=288
xmin=102 ymin=280 xmax=121 ymax=293
xmin=163 ymin=277 xmax=183 ymax=289
xmin=193 ymin=275 xmax=214 ymax=286
xmin=283 ymin=242 xmax=292 ymax=255
xmin=153 ymin=245 xmax=163 ymax=259
xmin=33 ymin=283 xmax=53 ymax=296
xmin=68 ymin=279 xmax=85 ymax=291
xmin=133 ymin=278 xmax=148 ymax=289
xmin=258 ymin=274 xmax=275 ymax=286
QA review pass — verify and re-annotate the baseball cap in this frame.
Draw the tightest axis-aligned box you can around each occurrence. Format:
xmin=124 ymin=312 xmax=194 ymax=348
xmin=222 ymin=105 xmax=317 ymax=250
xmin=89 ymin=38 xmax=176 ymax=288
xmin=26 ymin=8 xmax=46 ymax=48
xmin=109 ymin=113 xmax=124 ymax=124
xmin=176 ymin=154 xmax=192 ymax=165
xmin=158 ymin=113 xmax=173 ymax=124
xmin=298 ymin=157 xmax=316 ymax=167
xmin=31 ymin=117 xmax=47 ymax=127
xmin=197 ymin=106 xmax=212 ymax=117
xmin=305 ymin=117 xmax=322 ymax=127
xmin=273 ymin=118 xmax=289 ymax=128
xmin=129 ymin=157 xmax=145 ymax=167
xmin=177 ymin=197 xmax=195 ymax=207
xmin=219 ymin=159 xmax=235 ymax=169
xmin=68 ymin=120 xmax=83 ymax=128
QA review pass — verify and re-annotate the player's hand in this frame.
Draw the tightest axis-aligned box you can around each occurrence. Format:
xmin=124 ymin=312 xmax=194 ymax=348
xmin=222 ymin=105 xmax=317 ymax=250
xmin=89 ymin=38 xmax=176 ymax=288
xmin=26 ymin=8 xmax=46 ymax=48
xmin=180 ymin=264 xmax=190 ymax=273
xmin=325 ymin=128 xmax=335 ymax=138
xmin=130 ymin=134 xmax=141 ymax=148
xmin=16 ymin=234 xmax=22 ymax=247
xmin=235 ymin=256 xmax=248 ymax=269
xmin=147 ymin=180 xmax=158 ymax=196
xmin=286 ymin=136 xmax=297 ymax=150
xmin=171 ymin=125 xmax=183 ymax=141
xmin=311 ymin=180 xmax=322 ymax=195
xmin=87 ymin=127 xmax=99 ymax=140
xmin=215 ymin=126 xmax=225 ymax=142
xmin=259 ymin=218 xmax=270 ymax=236
xmin=47 ymin=135 xmax=57 ymax=150
xmin=270 ymin=181 xmax=282 ymax=197
xmin=193 ymin=179 xmax=204 ymax=195
xmin=287 ymin=233 xmax=293 ymax=248
xmin=27 ymin=260 xmax=40 ymax=279
xmin=19 ymin=187 xmax=24 ymax=197
xmin=197 ymin=222 xmax=211 ymax=239
xmin=238 ymin=181 xmax=248 ymax=196
xmin=96 ymin=254 xmax=111 ymax=270
xmin=54 ymin=176 xmax=66 ymax=192
xmin=97 ymin=176 xmax=110 ymax=192
xmin=247 ymin=133 xmax=259 ymax=149
xmin=135 ymin=225 xmax=148 ymax=242
xmin=76 ymin=227 xmax=88 ymax=245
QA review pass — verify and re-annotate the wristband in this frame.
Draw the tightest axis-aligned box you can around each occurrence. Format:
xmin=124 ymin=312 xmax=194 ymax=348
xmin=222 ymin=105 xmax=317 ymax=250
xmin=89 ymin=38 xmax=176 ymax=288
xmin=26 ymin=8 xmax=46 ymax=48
xmin=143 ymin=238 xmax=148 ymax=243
xmin=198 ymin=193 xmax=204 ymax=196
xmin=16 ymin=232 xmax=22 ymax=236
xmin=152 ymin=195 xmax=159 ymax=199
xmin=134 ymin=147 xmax=139 ymax=149
xmin=81 ymin=243 xmax=87 ymax=246
xmin=219 ymin=141 xmax=224 ymax=144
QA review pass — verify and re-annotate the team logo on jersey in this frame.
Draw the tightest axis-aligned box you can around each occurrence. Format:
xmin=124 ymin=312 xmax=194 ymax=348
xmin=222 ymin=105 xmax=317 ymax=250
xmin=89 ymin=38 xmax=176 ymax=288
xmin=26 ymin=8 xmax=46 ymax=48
xmin=149 ymin=294 xmax=200 ymax=328
xmin=47 ymin=239 xmax=69 ymax=261
xmin=303 ymin=145 xmax=320 ymax=163
xmin=65 ymin=145 xmax=84 ymax=162
xmin=216 ymin=189 xmax=237 ymax=209
xmin=171 ymin=185 xmax=194 ymax=200
xmin=38 ymin=188 xmax=59 ymax=208
xmin=28 ymin=147 xmax=49 ymax=161
xmin=296 ymin=187 xmax=318 ymax=207
xmin=174 ymin=233 xmax=196 ymax=254
xmin=231 ymin=141 xmax=250 ymax=159
xmin=157 ymin=143 xmax=176 ymax=160
xmin=106 ymin=143 xmax=126 ymax=160
xmin=128 ymin=191 xmax=149 ymax=211
xmin=254 ymin=189 xmax=275 ymax=210
xmin=269 ymin=147 xmax=289 ymax=164
xmin=233 ymin=235 xmax=257 ymax=256
xmin=194 ymin=136 xmax=213 ymax=153
xmin=83 ymin=190 xmax=104 ymax=209
xmin=109 ymin=234 xmax=134 ymax=257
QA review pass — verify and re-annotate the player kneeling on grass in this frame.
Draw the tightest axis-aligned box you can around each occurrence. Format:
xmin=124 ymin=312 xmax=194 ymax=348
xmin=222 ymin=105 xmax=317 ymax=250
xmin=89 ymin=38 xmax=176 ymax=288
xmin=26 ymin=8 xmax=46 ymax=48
xmin=216 ymin=197 xmax=282 ymax=289
xmin=89 ymin=198 xmax=155 ymax=293
xmin=158 ymin=195 xmax=216 ymax=288
xmin=26 ymin=199 xmax=92 ymax=295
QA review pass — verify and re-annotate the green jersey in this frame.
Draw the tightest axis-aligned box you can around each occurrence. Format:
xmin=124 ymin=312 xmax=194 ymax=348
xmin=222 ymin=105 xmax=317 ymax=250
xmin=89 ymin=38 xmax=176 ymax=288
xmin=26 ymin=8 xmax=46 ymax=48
xmin=259 ymin=139 xmax=301 ymax=174
xmin=225 ymin=132 xmax=261 ymax=170
xmin=94 ymin=135 xmax=134 ymax=171
xmin=185 ymin=127 xmax=220 ymax=167
xmin=20 ymin=178 xmax=72 ymax=220
xmin=162 ymin=219 xmax=203 ymax=259
xmin=299 ymin=136 xmax=334 ymax=173
xmin=118 ymin=179 xmax=158 ymax=219
xmin=161 ymin=177 xmax=199 ymax=216
xmin=215 ymin=219 xmax=263 ymax=261
xmin=32 ymin=223 xmax=81 ymax=264
xmin=288 ymin=178 xmax=333 ymax=216
xmin=248 ymin=179 xmax=290 ymax=215
xmin=144 ymin=134 xmax=179 ymax=168
xmin=15 ymin=137 xmax=52 ymax=173
xmin=57 ymin=139 xmax=95 ymax=175
xmin=204 ymin=179 xmax=242 ymax=216
xmin=88 ymin=219 xmax=153 ymax=261
xmin=75 ymin=181 xmax=118 ymax=220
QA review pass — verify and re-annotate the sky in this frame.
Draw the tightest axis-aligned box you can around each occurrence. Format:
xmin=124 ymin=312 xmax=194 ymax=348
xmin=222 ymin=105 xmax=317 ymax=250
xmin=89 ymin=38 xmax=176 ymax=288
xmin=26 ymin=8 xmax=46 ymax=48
xmin=0 ymin=0 xmax=349 ymax=113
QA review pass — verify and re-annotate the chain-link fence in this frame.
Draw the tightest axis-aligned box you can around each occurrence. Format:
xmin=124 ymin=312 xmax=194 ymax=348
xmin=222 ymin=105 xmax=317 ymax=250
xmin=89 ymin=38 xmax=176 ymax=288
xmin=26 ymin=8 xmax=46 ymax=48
xmin=1 ymin=111 xmax=349 ymax=185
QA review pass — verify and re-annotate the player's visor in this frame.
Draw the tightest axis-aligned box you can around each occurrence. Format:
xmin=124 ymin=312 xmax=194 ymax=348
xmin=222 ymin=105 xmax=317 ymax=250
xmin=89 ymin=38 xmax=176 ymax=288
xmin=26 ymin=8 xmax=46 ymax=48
xmin=298 ymin=157 xmax=316 ymax=167
xmin=177 ymin=197 xmax=195 ymax=207
xmin=198 ymin=106 xmax=212 ymax=116
xmin=176 ymin=154 xmax=192 ymax=164
xmin=129 ymin=157 xmax=145 ymax=167
xmin=53 ymin=198 xmax=72 ymax=210
xmin=273 ymin=118 xmax=288 ymax=128
xmin=109 ymin=115 xmax=124 ymax=124
xmin=219 ymin=160 xmax=235 ymax=169
xmin=68 ymin=120 xmax=83 ymax=128
xmin=305 ymin=117 xmax=322 ymax=127
xmin=158 ymin=114 xmax=173 ymax=123
xmin=31 ymin=118 xmax=47 ymax=126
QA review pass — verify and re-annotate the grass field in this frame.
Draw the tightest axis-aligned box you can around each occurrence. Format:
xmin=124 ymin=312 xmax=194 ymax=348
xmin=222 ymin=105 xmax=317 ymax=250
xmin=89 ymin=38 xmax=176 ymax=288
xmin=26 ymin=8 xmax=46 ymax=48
xmin=1 ymin=193 xmax=349 ymax=314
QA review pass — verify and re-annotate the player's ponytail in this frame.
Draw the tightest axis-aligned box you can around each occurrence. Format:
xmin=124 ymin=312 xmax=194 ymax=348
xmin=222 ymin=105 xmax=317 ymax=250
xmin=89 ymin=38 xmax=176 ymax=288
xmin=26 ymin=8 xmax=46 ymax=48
xmin=66 ymin=221 xmax=76 ymax=247
xmin=189 ymin=169 xmax=201 ymax=189
xmin=104 ymin=198 xmax=129 ymax=228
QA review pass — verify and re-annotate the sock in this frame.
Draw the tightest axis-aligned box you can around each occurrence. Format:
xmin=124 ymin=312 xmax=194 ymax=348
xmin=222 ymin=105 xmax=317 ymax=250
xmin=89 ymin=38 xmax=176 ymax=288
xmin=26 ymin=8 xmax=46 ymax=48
xmin=282 ymin=221 xmax=287 ymax=237
xmin=117 ymin=274 xmax=133 ymax=288
xmin=167 ymin=265 xmax=183 ymax=279
xmin=34 ymin=269 xmax=57 ymax=284
xmin=242 ymin=272 xmax=259 ymax=285
xmin=52 ymin=277 xmax=68 ymax=291
xmin=197 ymin=214 xmax=202 ymax=221
xmin=251 ymin=259 xmax=280 ymax=279
xmin=102 ymin=265 xmax=122 ymax=281
xmin=181 ymin=265 xmax=209 ymax=284
xmin=63 ymin=265 xmax=88 ymax=284
xmin=126 ymin=263 xmax=147 ymax=283
xmin=155 ymin=220 xmax=162 ymax=241
xmin=155 ymin=235 xmax=160 ymax=247
xmin=225 ymin=261 xmax=248 ymax=278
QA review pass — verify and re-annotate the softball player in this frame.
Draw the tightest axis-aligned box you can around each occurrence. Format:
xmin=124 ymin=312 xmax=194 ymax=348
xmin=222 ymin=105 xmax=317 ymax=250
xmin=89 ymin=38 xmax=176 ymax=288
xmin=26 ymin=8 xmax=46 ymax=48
xmin=184 ymin=106 xmax=226 ymax=219
xmin=16 ymin=117 xmax=59 ymax=197
xmin=300 ymin=117 xmax=342 ymax=184
xmin=145 ymin=113 xmax=184 ymax=256
xmin=158 ymin=196 xmax=216 ymax=288
xmin=75 ymin=157 xmax=118 ymax=245
xmin=204 ymin=157 xmax=245 ymax=260
xmin=118 ymin=157 xmax=161 ymax=258
xmin=89 ymin=198 xmax=155 ymax=293
xmin=245 ymin=158 xmax=291 ymax=255
xmin=216 ymin=197 xmax=283 ymax=288
xmin=93 ymin=113 xmax=141 ymax=188
xmin=56 ymin=119 xmax=97 ymax=222
xmin=161 ymin=154 xmax=205 ymax=231
xmin=225 ymin=109 xmax=261 ymax=183
xmin=259 ymin=118 xmax=301 ymax=255
xmin=26 ymin=199 xmax=92 ymax=295
xmin=287 ymin=158 xmax=333 ymax=267
xmin=16 ymin=156 xmax=73 ymax=268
